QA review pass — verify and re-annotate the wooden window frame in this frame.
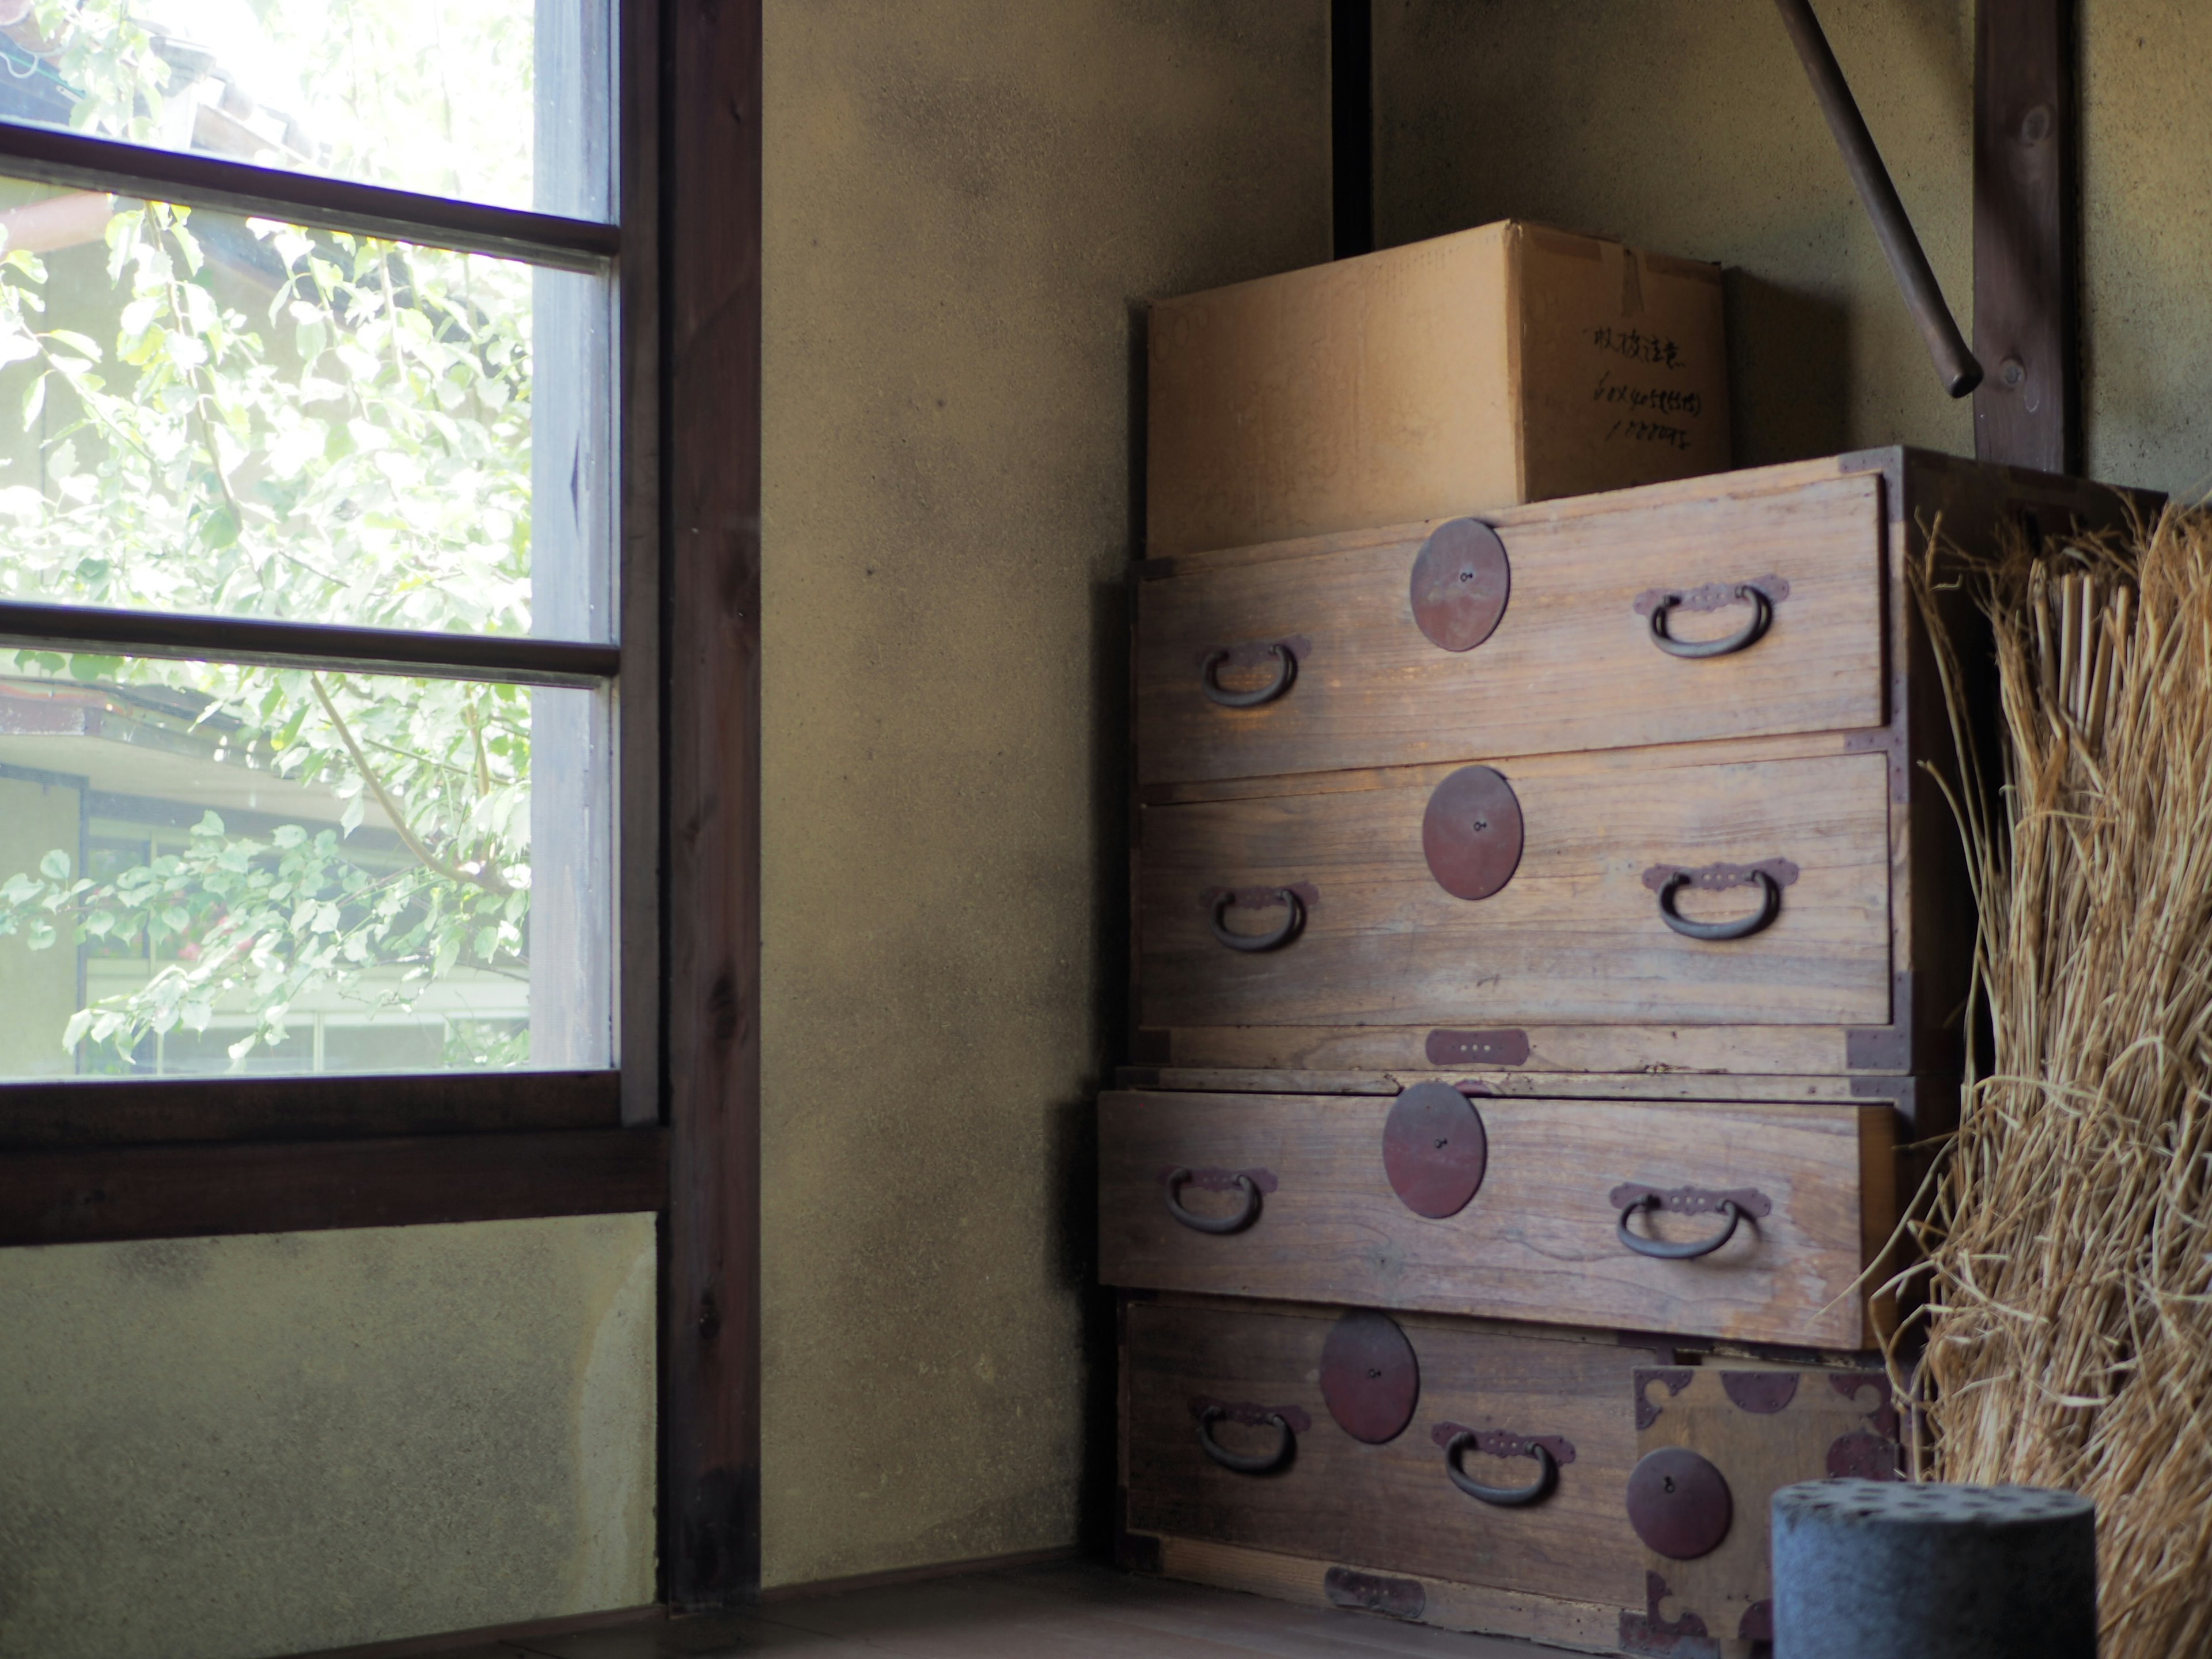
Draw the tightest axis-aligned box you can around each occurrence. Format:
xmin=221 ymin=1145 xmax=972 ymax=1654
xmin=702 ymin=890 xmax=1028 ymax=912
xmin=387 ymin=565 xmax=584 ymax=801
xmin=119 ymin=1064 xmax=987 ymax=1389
xmin=0 ymin=0 xmax=765 ymax=1610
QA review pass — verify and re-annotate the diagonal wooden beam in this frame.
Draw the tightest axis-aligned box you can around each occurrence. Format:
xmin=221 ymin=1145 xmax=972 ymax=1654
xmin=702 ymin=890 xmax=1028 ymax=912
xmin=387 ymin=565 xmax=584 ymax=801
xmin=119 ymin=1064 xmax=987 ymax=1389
xmin=1974 ymin=0 xmax=2078 ymax=472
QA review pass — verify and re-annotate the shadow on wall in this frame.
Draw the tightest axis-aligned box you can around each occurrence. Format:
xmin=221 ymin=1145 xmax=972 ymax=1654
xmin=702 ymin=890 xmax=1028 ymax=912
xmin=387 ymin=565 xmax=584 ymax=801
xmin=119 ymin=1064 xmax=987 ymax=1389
xmin=1726 ymin=272 xmax=1852 ymax=468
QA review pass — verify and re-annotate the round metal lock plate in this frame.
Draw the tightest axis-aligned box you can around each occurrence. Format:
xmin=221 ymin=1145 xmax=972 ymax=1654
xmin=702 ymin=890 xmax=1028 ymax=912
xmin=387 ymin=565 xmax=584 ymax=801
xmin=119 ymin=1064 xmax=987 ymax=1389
xmin=1410 ymin=518 xmax=1512 ymax=652
xmin=1625 ymin=1447 xmax=1733 ymax=1560
xmin=1382 ymin=1083 xmax=1488 ymax=1219
xmin=1319 ymin=1310 xmax=1421 ymax=1445
xmin=1421 ymin=765 xmax=1525 ymax=900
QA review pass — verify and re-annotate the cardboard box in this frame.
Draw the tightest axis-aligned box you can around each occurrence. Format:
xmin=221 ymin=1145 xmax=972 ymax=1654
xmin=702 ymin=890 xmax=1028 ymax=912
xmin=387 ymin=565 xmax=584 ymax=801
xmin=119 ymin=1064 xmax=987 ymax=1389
xmin=1145 ymin=221 xmax=1730 ymax=558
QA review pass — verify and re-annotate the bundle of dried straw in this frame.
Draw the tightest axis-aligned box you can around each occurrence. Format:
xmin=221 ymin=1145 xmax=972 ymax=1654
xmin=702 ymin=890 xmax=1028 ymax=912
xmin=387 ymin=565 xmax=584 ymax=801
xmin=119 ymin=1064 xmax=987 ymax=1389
xmin=1904 ymin=505 xmax=2212 ymax=1657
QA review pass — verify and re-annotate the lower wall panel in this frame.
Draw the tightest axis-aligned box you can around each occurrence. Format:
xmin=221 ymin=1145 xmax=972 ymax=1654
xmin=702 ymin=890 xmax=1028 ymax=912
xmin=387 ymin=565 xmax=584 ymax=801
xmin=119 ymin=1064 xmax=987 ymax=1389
xmin=0 ymin=1214 xmax=657 ymax=1659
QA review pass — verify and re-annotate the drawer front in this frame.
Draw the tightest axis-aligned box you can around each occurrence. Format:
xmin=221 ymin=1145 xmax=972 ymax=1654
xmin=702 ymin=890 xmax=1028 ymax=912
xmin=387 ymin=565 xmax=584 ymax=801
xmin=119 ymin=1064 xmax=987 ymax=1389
xmin=1099 ymin=1090 xmax=1893 ymax=1347
xmin=1123 ymin=1299 xmax=1645 ymax=1607
xmin=1139 ymin=748 xmax=1892 ymax=1030
xmin=1138 ymin=472 xmax=1883 ymax=787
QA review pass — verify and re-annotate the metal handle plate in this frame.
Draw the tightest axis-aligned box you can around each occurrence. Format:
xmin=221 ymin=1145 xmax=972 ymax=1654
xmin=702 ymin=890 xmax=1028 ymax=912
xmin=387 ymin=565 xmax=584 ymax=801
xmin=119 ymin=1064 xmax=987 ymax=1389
xmin=1199 ymin=1406 xmax=1292 ymax=1474
xmin=1202 ymin=644 xmax=1296 ymax=709
xmin=1210 ymin=887 xmax=1304 ymax=952
xmin=1618 ymin=1194 xmax=1744 ymax=1260
xmin=1164 ymin=1168 xmax=1260 ymax=1235
xmin=1445 ymin=1433 xmax=1557 ymax=1508
xmin=1658 ymin=869 xmax=1779 ymax=941
xmin=1649 ymin=584 xmax=1772 ymax=658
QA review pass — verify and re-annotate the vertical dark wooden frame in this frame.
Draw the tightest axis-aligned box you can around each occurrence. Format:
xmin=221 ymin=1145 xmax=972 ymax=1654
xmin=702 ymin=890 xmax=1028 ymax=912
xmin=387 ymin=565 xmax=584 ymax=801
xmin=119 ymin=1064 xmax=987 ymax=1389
xmin=1972 ymin=0 xmax=2077 ymax=472
xmin=620 ymin=0 xmax=664 ymax=1130
xmin=1330 ymin=0 xmax=1374 ymax=260
xmin=659 ymin=0 xmax=764 ymax=1612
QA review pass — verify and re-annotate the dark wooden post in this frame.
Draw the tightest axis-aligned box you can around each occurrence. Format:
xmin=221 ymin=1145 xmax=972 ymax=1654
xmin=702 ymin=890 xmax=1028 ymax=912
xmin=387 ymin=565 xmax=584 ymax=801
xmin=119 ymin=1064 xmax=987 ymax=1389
xmin=1973 ymin=0 xmax=2077 ymax=472
xmin=661 ymin=0 xmax=764 ymax=1613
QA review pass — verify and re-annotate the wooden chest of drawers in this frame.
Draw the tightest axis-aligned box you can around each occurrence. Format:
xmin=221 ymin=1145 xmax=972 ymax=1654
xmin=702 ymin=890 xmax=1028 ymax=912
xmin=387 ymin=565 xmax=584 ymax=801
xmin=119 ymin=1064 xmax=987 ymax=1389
xmin=1100 ymin=1088 xmax=1896 ymax=1347
xmin=1107 ymin=446 xmax=2145 ymax=1652
xmin=1131 ymin=448 xmax=2137 ymax=1080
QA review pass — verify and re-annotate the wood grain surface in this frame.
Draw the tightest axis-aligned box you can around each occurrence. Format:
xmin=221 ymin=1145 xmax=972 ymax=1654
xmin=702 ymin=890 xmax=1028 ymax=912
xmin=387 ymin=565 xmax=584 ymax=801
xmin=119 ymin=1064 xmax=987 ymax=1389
xmin=1139 ymin=747 xmax=1891 ymax=1029
xmin=1123 ymin=1298 xmax=1646 ymax=1607
xmin=1139 ymin=472 xmax=1881 ymax=787
xmin=1099 ymin=1091 xmax=1892 ymax=1347
xmin=1134 ymin=1020 xmax=1866 ymax=1079
xmin=1148 ymin=1536 xmax=1623 ymax=1654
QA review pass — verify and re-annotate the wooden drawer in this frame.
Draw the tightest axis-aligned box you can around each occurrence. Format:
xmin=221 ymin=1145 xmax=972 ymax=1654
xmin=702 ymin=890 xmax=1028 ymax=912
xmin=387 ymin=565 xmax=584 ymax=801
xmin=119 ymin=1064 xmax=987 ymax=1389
xmin=1119 ymin=1295 xmax=1908 ymax=1654
xmin=1138 ymin=470 xmax=1882 ymax=789
xmin=1138 ymin=745 xmax=1891 ymax=1031
xmin=1122 ymin=1298 xmax=1646 ymax=1609
xmin=1099 ymin=1089 xmax=1896 ymax=1347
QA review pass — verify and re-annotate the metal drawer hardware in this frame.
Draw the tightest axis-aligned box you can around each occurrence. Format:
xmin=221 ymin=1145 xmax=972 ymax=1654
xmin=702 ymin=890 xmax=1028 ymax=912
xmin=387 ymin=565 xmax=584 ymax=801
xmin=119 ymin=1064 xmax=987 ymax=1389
xmin=1163 ymin=1166 xmax=1262 ymax=1234
xmin=1421 ymin=765 xmax=1525 ymax=900
xmin=1197 ymin=1404 xmax=1294 ymax=1474
xmin=1319 ymin=1310 xmax=1421 ymax=1445
xmin=1626 ymin=1446 xmax=1735 ymax=1559
xmin=1658 ymin=867 xmax=1781 ymax=940
xmin=1200 ymin=641 xmax=1297 ymax=708
xmin=1647 ymin=582 xmax=1772 ymax=658
xmin=1613 ymin=1183 xmax=1772 ymax=1260
xmin=1443 ymin=1431 xmax=1558 ymax=1508
xmin=1409 ymin=518 xmax=1511 ymax=652
xmin=1619 ymin=1193 xmax=1744 ymax=1259
xmin=1382 ymin=1082 xmax=1488 ymax=1219
xmin=1209 ymin=885 xmax=1306 ymax=952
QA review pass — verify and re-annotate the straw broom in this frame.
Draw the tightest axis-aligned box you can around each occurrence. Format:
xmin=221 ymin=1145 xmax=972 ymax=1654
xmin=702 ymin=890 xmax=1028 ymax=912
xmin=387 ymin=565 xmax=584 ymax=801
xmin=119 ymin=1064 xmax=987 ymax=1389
xmin=1903 ymin=505 xmax=2212 ymax=1657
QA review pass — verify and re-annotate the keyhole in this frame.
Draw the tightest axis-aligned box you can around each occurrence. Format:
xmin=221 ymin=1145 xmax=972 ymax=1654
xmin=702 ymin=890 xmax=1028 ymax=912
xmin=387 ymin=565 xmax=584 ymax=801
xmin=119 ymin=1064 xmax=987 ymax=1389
xmin=1458 ymin=566 xmax=1476 ymax=583
xmin=1367 ymin=1367 xmax=1382 ymax=1380
xmin=1433 ymin=1137 xmax=1449 ymax=1150
xmin=1664 ymin=1475 xmax=1677 ymax=1494
xmin=1471 ymin=815 xmax=1488 ymax=834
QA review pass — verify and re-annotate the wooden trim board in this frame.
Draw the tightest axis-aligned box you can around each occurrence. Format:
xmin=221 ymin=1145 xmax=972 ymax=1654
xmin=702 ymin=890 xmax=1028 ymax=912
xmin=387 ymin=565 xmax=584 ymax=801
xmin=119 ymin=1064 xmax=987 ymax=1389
xmin=660 ymin=0 xmax=765 ymax=1612
xmin=0 ymin=1128 xmax=666 ymax=1248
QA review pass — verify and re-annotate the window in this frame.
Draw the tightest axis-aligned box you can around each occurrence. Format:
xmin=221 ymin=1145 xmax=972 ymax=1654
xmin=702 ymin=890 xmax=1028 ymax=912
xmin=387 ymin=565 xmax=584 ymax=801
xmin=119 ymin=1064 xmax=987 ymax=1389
xmin=0 ymin=1 xmax=636 ymax=1090
xmin=0 ymin=0 xmax=763 ymax=1608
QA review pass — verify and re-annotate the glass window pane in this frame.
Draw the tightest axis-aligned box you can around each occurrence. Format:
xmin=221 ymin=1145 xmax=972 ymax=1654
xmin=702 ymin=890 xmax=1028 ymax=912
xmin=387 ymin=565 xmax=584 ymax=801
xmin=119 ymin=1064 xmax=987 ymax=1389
xmin=0 ymin=180 xmax=609 ymax=638
xmin=0 ymin=0 xmax=609 ymax=218
xmin=0 ymin=650 xmax=611 ymax=1077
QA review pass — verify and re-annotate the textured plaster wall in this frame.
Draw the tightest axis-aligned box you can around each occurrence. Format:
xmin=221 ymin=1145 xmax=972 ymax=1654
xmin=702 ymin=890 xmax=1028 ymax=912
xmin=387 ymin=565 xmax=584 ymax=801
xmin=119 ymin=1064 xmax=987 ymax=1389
xmin=0 ymin=1215 xmax=656 ymax=1659
xmin=2081 ymin=0 xmax=2212 ymax=499
xmin=760 ymin=0 xmax=1329 ymax=1589
xmin=1375 ymin=0 xmax=1976 ymax=469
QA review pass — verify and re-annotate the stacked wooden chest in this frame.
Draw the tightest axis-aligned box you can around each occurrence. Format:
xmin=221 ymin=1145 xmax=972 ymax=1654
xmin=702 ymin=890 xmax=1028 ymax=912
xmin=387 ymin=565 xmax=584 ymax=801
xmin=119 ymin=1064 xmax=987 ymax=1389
xmin=1103 ymin=229 xmax=2141 ymax=1657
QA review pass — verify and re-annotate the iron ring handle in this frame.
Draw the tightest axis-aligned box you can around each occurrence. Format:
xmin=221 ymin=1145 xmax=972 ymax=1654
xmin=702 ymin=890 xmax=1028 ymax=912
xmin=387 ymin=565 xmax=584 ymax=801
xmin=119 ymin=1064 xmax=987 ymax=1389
xmin=1617 ymin=1194 xmax=1744 ymax=1260
xmin=1649 ymin=584 xmax=1771 ymax=658
xmin=1658 ymin=869 xmax=1780 ymax=941
xmin=1202 ymin=643 xmax=1296 ymax=708
xmin=1199 ymin=1406 xmax=1293 ymax=1475
xmin=1210 ymin=887 xmax=1304 ymax=952
xmin=1444 ymin=1433 xmax=1557 ymax=1508
xmin=1164 ymin=1168 xmax=1260 ymax=1235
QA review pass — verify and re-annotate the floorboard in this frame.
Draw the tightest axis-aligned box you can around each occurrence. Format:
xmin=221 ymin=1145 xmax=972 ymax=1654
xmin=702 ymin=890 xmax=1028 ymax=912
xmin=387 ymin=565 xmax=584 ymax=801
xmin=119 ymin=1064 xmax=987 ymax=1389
xmin=394 ymin=1562 xmax=1553 ymax=1658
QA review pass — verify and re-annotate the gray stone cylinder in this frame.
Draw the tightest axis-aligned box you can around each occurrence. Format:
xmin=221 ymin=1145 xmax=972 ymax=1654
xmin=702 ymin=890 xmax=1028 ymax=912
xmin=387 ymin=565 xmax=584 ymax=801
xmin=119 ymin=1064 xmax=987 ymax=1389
xmin=1772 ymin=1479 xmax=2096 ymax=1659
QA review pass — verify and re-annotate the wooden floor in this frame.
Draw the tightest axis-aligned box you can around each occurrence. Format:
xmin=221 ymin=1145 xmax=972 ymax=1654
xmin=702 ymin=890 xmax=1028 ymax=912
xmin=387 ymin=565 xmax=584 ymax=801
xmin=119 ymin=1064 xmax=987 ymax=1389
xmin=414 ymin=1561 xmax=1551 ymax=1657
